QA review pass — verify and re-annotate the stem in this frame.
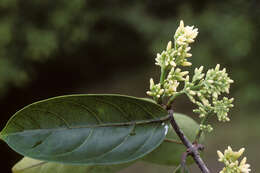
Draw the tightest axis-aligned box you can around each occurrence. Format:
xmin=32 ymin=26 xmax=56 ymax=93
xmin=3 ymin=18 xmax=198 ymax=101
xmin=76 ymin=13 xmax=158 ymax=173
xmin=164 ymin=138 xmax=182 ymax=144
xmin=166 ymin=91 xmax=185 ymax=109
xmin=158 ymin=67 xmax=167 ymax=104
xmin=195 ymin=113 xmax=211 ymax=142
xmin=168 ymin=110 xmax=210 ymax=173
xmin=190 ymin=83 xmax=203 ymax=90
xmin=181 ymin=152 xmax=188 ymax=172
xmin=160 ymin=67 xmax=167 ymax=84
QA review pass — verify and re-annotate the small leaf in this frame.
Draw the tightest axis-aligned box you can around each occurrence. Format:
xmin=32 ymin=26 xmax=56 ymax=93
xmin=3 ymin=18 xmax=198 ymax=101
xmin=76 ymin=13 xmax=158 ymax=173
xmin=142 ymin=113 xmax=201 ymax=166
xmin=12 ymin=157 xmax=132 ymax=173
xmin=1 ymin=94 xmax=169 ymax=165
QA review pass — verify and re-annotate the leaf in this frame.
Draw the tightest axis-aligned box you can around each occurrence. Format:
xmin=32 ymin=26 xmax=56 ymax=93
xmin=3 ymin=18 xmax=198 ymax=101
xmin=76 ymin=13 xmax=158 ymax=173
xmin=12 ymin=157 xmax=132 ymax=173
xmin=142 ymin=113 xmax=201 ymax=166
xmin=1 ymin=94 xmax=169 ymax=165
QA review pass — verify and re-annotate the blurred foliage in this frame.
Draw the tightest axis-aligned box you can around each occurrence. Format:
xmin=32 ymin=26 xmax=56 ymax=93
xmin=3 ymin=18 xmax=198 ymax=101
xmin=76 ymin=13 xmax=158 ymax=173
xmin=0 ymin=0 xmax=259 ymax=113
xmin=0 ymin=1 xmax=259 ymax=172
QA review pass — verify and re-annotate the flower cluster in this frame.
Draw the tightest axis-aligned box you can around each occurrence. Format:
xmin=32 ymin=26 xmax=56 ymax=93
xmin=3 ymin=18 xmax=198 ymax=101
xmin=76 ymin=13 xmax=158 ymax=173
xmin=163 ymin=67 xmax=189 ymax=96
xmin=200 ymin=124 xmax=213 ymax=132
xmin=155 ymin=20 xmax=198 ymax=69
xmin=155 ymin=41 xmax=176 ymax=68
xmin=146 ymin=78 xmax=164 ymax=99
xmin=146 ymin=20 xmax=249 ymax=173
xmin=148 ymin=20 xmax=198 ymax=98
xmin=184 ymin=64 xmax=234 ymax=131
xmin=174 ymin=20 xmax=198 ymax=66
xmin=217 ymin=146 xmax=251 ymax=173
xmin=147 ymin=20 xmax=234 ymax=133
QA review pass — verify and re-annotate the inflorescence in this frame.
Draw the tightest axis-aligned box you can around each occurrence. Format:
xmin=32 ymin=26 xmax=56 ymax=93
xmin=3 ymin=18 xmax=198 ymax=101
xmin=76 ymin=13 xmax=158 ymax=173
xmin=217 ymin=146 xmax=251 ymax=173
xmin=147 ymin=20 xmax=234 ymax=133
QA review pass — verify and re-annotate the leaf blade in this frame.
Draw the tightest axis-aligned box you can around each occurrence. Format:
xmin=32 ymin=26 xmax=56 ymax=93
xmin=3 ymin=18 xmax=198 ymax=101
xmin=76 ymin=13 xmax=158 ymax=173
xmin=1 ymin=94 xmax=169 ymax=165
xmin=12 ymin=157 xmax=132 ymax=173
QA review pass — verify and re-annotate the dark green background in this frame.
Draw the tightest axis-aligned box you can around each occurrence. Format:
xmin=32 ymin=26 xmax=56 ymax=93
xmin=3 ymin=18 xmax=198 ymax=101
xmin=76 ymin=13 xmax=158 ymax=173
xmin=0 ymin=0 xmax=259 ymax=172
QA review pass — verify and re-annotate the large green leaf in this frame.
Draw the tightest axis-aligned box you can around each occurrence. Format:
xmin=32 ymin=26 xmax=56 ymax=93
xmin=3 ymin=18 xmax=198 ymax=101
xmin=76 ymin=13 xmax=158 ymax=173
xmin=142 ymin=113 xmax=201 ymax=166
xmin=12 ymin=157 xmax=132 ymax=173
xmin=1 ymin=94 xmax=169 ymax=165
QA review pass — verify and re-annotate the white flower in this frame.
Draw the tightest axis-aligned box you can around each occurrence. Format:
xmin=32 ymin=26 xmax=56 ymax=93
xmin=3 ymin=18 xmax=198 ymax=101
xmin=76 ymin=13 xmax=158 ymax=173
xmin=175 ymin=20 xmax=198 ymax=43
xmin=189 ymin=64 xmax=234 ymax=124
xmin=239 ymin=157 xmax=251 ymax=173
xmin=217 ymin=147 xmax=251 ymax=173
xmin=182 ymin=61 xmax=192 ymax=66
xmin=154 ymin=20 xmax=198 ymax=69
xmin=146 ymin=78 xmax=164 ymax=98
xmin=167 ymin=41 xmax=172 ymax=51
xmin=174 ymin=20 xmax=198 ymax=66
xmin=217 ymin=150 xmax=225 ymax=161
xmin=164 ymin=79 xmax=179 ymax=96
xmin=184 ymin=25 xmax=198 ymax=43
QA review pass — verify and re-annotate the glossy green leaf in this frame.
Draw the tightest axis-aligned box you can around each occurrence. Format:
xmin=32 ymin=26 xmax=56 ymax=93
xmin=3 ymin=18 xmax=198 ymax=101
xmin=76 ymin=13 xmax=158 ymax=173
xmin=142 ymin=113 xmax=201 ymax=166
xmin=1 ymin=94 xmax=169 ymax=165
xmin=12 ymin=157 xmax=132 ymax=173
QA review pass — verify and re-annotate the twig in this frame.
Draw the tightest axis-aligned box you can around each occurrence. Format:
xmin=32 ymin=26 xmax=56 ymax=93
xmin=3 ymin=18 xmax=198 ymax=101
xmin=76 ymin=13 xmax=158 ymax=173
xmin=164 ymin=138 xmax=182 ymax=144
xmin=168 ymin=109 xmax=210 ymax=173
xmin=181 ymin=152 xmax=188 ymax=172
xmin=195 ymin=113 xmax=210 ymax=142
xmin=166 ymin=91 xmax=185 ymax=109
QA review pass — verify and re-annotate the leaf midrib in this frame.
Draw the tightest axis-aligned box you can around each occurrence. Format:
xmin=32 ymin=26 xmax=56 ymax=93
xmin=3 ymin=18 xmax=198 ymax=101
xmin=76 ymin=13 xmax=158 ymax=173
xmin=1 ymin=114 xmax=171 ymax=138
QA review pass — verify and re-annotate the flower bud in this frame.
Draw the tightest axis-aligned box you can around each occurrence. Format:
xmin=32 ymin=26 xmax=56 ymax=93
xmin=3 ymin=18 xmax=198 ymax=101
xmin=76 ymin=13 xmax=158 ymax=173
xmin=182 ymin=61 xmax=192 ymax=66
xmin=166 ymin=41 xmax=172 ymax=51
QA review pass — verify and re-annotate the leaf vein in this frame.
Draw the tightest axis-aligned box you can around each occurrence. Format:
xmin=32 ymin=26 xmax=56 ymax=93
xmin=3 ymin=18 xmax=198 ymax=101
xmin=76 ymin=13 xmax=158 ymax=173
xmin=63 ymin=100 xmax=103 ymax=124
xmin=51 ymin=129 xmax=94 ymax=157
xmin=94 ymin=98 xmax=131 ymax=121
xmin=127 ymin=124 xmax=159 ymax=159
xmin=82 ymin=125 xmax=135 ymax=162
xmin=125 ymin=100 xmax=157 ymax=119
xmin=30 ymin=109 xmax=71 ymax=128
